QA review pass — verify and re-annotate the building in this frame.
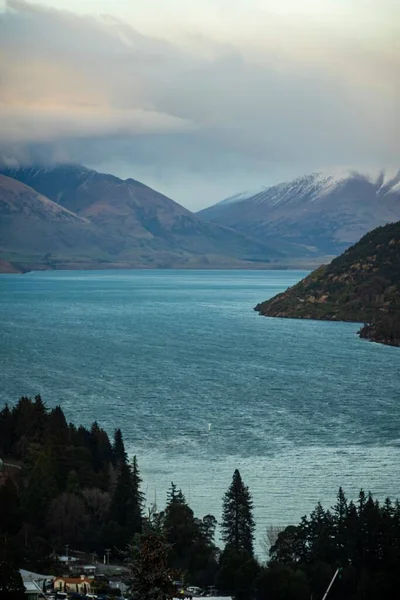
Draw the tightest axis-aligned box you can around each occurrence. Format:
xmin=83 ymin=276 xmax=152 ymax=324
xmin=23 ymin=581 xmax=42 ymax=600
xmin=54 ymin=575 xmax=93 ymax=594
xmin=20 ymin=569 xmax=54 ymax=600
xmin=82 ymin=564 xmax=97 ymax=577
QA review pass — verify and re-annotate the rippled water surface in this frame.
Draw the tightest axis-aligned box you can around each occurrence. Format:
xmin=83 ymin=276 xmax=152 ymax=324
xmin=1 ymin=269 xmax=399 ymax=551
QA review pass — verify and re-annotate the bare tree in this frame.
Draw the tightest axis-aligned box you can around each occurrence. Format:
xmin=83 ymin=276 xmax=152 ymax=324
xmin=260 ymin=525 xmax=286 ymax=561
xmin=48 ymin=492 xmax=88 ymax=547
xmin=82 ymin=488 xmax=111 ymax=524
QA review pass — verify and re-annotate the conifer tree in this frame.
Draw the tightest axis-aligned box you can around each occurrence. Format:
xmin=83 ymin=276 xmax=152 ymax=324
xmin=166 ymin=482 xmax=178 ymax=505
xmin=110 ymin=461 xmax=132 ymax=528
xmin=46 ymin=406 xmax=69 ymax=447
xmin=110 ymin=455 xmax=144 ymax=546
xmin=221 ymin=469 xmax=255 ymax=556
xmin=127 ymin=517 xmax=177 ymax=600
xmin=129 ymin=456 xmax=144 ymax=534
xmin=113 ymin=428 xmax=128 ymax=467
xmin=0 ymin=404 xmax=13 ymax=455
xmin=332 ymin=486 xmax=349 ymax=565
xmin=31 ymin=395 xmax=47 ymax=441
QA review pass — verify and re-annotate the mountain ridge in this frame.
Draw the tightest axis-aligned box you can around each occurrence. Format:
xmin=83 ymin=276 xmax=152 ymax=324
xmin=198 ymin=170 xmax=400 ymax=257
xmin=0 ymin=164 xmax=281 ymax=271
xmin=254 ymin=220 xmax=400 ymax=347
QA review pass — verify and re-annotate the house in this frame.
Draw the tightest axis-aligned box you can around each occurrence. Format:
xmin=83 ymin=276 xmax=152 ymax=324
xmin=23 ymin=581 xmax=42 ymax=600
xmin=54 ymin=575 xmax=92 ymax=594
xmin=82 ymin=564 xmax=97 ymax=577
xmin=20 ymin=569 xmax=54 ymax=600
xmin=57 ymin=555 xmax=78 ymax=564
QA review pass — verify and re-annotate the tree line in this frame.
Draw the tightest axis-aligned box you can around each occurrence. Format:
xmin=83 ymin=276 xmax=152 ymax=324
xmin=1 ymin=396 xmax=400 ymax=599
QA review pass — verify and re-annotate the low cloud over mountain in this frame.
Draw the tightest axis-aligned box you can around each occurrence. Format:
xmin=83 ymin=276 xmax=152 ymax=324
xmin=0 ymin=0 xmax=398 ymax=209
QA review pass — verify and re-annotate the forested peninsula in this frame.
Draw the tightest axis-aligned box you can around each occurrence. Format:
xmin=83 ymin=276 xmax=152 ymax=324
xmin=255 ymin=220 xmax=400 ymax=347
xmin=2 ymin=396 xmax=400 ymax=600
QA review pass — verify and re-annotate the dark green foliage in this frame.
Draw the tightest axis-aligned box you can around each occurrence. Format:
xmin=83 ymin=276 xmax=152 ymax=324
xmin=0 ymin=557 xmax=25 ymax=600
xmin=200 ymin=514 xmax=217 ymax=546
xmin=0 ymin=404 xmax=13 ymax=455
xmin=109 ymin=455 xmax=144 ymax=548
xmin=0 ymin=396 xmax=129 ymax=558
xmin=217 ymin=470 xmax=256 ymax=598
xmin=4 ymin=395 xmax=400 ymax=599
xmin=255 ymin=564 xmax=310 ymax=600
xmin=217 ymin=547 xmax=260 ymax=600
xmin=162 ymin=482 xmax=218 ymax=586
xmin=221 ymin=469 xmax=255 ymax=556
xmin=0 ymin=478 xmax=22 ymax=537
xmin=126 ymin=517 xmax=177 ymax=600
xmin=255 ymin=220 xmax=400 ymax=346
xmin=22 ymin=451 xmax=59 ymax=526
xmin=269 ymin=487 xmax=400 ymax=599
xmin=130 ymin=455 xmax=145 ymax=534
xmin=113 ymin=428 xmax=128 ymax=467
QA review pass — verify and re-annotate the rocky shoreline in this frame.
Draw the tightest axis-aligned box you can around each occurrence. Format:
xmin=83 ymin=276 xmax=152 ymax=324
xmin=254 ymin=221 xmax=400 ymax=349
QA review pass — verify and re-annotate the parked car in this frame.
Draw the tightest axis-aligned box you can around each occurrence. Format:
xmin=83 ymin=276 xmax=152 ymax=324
xmin=186 ymin=586 xmax=202 ymax=595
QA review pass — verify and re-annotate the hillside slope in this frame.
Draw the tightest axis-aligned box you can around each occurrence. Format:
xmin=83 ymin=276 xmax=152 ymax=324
xmin=0 ymin=174 xmax=113 ymax=268
xmin=0 ymin=165 xmax=280 ymax=268
xmin=198 ymin=171 xmax=400 ymax=257
xmin=254 ymin=221 xmax=400 ymax=346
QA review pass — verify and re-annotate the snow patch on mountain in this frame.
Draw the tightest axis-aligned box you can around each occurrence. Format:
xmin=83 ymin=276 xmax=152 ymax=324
xmin=219 ymin=186 xmax=269 ymax=205
xmin=217 ymin=169 xmax=400 ymax=209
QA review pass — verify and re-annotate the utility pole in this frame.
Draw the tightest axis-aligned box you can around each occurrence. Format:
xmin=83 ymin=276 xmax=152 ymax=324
xmin=105 ymin=548 xmax=111 ymax=566
xmin=65 ymin=544 xmax=69 ymax=561
xmin=321 ymin=568 xmax=341 ymax=600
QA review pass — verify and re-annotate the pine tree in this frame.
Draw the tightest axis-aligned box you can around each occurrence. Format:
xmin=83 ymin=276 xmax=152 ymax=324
xmin=112 ymin=428 xmax=127 ymax=467
xmin=0 ymin=404 xmax=13 ymax=455
xmin=110 ymin=462 xmax=132 ymax=528
xmin=166 ymin=482 xmax=178 ymax=505
xmin=221 ymin=469 xmax=255 ymax=557
xmin=45 ymin=406 xmax=69 ymax=447
xmin=31 ymin=395 xmax=47 ymax=442
xmin=127 ymin=518 xmax=177 ymax=600
xmin=129 ymin=456 xmax=144 ymax=535
xmin=109 ymin=455 xmax=144 ymax=546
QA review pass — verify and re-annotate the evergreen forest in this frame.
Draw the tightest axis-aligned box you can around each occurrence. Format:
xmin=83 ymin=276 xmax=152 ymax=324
xmin=1 ymin=396 xmax=400 ymax=600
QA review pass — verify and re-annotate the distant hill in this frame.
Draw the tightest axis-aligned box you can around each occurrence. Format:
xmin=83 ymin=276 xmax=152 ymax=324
xmin=198 ymin=171 xmax=400 ymax=257
xmin=254 ymin=220 xmax=400 ymax=346
xmin=0 ymin=174 xmax=112 ymax=269
xmin=0 ymin=164 xmax=281 ymax=271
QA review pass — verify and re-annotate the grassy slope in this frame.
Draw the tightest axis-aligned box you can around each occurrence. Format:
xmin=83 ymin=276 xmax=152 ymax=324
xmin=255 ymin=221 xmax=400 ymax=346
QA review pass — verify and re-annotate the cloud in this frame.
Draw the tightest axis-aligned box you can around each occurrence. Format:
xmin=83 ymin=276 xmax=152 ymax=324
xmin=0 ymin=0 xmax=399 ymax=208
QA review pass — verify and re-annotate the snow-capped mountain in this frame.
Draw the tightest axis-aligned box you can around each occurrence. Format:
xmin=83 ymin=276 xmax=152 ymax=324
xmin=198 ymin=170 xmax=400 ymax=257
xmin=0 ymin=163 xmax=281 ymax=271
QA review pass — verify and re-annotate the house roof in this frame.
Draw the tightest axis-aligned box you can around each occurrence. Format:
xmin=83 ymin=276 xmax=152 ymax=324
xmin=55 ymin=577 xmax=92 ymax=584
xmin=20 ymin=569 xmax=54 ymax=581
xmin=24 ymin=581 xmax=41 ymax=593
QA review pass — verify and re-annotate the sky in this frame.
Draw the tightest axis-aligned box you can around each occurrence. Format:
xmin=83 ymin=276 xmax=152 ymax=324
xmin=0 ymin=0 xmax=399 ymax=210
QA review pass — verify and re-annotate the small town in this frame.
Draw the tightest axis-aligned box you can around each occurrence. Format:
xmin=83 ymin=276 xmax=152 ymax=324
xmin=20 ymin=553 xmax=223 ymax=600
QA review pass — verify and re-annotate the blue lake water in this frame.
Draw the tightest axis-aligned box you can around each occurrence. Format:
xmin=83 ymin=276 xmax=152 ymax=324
xmin=1 ymin=269 xmax=400 ymax=554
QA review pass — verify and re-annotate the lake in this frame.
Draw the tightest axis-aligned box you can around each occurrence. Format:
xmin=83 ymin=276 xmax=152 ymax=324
xmin=1 ymin=269 xmax=399 ymax=554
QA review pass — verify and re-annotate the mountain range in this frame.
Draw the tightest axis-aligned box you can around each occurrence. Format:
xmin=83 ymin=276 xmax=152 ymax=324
xmin=0 ymin=165 xmax=278 ymax=272
xmin=2 ymin=165 xmax=400 ymax=273
xmin=198 ymin=171 xmax=400 ymax=257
